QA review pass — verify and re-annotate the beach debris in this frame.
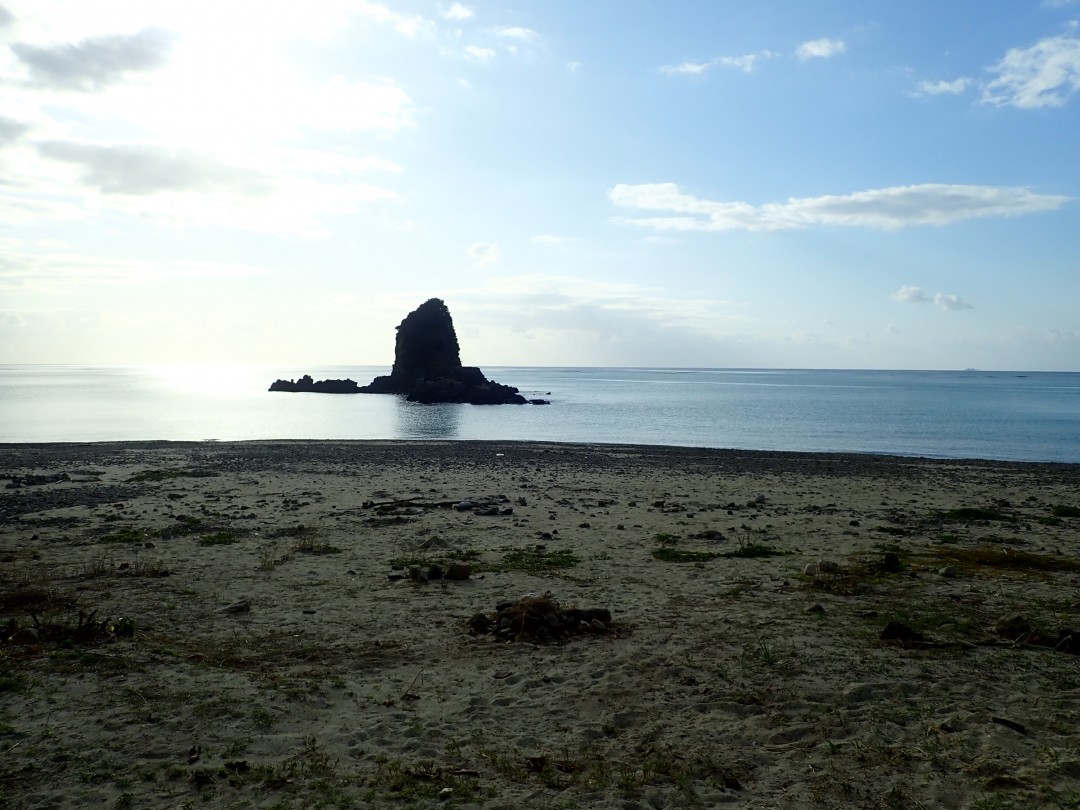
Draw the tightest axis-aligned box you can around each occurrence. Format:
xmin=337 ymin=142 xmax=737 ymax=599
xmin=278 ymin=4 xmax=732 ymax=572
xmin=468 ymin=596 xmax=616 ymax=643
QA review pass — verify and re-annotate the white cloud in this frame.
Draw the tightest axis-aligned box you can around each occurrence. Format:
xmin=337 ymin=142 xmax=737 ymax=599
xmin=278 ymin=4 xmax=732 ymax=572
xmin=796 ymin=38 xmax=847 ymax=61
xmin=609 ymin=182 xmax=1070 ymax=231
xmin=464 ymin=45 xmax=495 ymax=61
xmin=983 ymin=34 xmax=1080 ymax=108
xmin=892 ymin=285 xmax=931 ymax=304
xmin=662 ymin=51 xmax=772 ymax=76
xmin=353 ymin=0 xmax=432 ymax=37
xmin=917 ymin=77 xmax=972 ymax=95
xmin=466 ymin=242 xmax=500 ymax=265
xmin=10 ymin=27 xmax=177 ymax=91
xmin=444 ymin=3 xmax=474 ymax=20
xmin=934 ymin=293 xmax=974 ymax=311
xmin=892 ymin=286 xmax=973 ymax=311
xmin=495 ymin=26 xmax=538 ymax=42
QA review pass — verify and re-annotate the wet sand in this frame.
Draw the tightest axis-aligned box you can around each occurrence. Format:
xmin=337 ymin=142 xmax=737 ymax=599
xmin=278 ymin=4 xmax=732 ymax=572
xmin=2 ymin=440 xmax=1080 ymax=808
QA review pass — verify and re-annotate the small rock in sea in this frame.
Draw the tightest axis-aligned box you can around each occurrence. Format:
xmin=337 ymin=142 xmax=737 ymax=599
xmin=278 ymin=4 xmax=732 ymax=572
xmin=10 ymin=627 xmax=40 ymax=645
xmin=938 ymin=566 xmax=957 ymax=578
xmin=222 ymin=600 xmax=251 ymax=614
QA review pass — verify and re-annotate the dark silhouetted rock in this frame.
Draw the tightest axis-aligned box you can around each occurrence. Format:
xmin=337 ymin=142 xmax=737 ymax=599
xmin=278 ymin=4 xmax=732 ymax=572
xmin=358 ymin=299 xmax=546 ymax=405
xmin=268 ymin=375 xmax=361 ymax=394
xmin=269 ymin=299 xmax=549 ymax=404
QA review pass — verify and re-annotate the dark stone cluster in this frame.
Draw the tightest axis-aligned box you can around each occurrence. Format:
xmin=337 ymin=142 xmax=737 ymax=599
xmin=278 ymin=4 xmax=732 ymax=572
xmin=268 ymin=375 xmax=360 ymax=394
xmin=467 ymin=596 xmax=615 ymax=643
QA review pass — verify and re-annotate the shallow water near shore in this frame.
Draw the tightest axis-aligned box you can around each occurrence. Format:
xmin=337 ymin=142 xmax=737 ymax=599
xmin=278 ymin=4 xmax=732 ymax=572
xmin=2 ymin=364 xmax=1079 ymax=462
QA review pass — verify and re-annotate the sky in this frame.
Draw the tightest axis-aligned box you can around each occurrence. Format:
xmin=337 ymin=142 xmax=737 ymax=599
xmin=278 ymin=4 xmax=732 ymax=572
xmin=1 ymin=1 xmax=1079 ymax=371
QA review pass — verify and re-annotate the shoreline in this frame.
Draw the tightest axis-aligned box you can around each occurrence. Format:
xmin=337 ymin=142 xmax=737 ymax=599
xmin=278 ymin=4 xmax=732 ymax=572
xmin=3 ymin=440 xmax=1080 ymax=807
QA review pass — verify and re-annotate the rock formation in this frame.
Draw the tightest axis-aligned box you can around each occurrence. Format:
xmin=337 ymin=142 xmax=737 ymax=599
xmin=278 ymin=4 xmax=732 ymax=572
xmin=268 ymin=299 xmax=548 ymax=405
xmin=268 ymin=375 xmax=361 ymax=394
xmin=359 ymin=299 xmax=546 ymax=404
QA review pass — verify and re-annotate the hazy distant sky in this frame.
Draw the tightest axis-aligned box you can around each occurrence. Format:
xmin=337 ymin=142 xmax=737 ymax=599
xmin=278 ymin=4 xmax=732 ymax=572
xmin=1 ymin=1 xmax=1078 ymax=370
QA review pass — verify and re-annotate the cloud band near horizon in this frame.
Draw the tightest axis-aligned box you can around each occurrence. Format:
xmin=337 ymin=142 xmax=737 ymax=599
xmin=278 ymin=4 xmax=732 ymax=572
xmin=609 ymin=182 xmax=1070 ymax=231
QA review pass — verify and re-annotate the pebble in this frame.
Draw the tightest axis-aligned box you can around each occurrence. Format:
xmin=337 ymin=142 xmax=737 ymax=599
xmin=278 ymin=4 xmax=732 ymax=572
xmin=221 ymin=600 xmax=251 ymax=614
xmin=938 ymin=566 xmax=956 ymax=578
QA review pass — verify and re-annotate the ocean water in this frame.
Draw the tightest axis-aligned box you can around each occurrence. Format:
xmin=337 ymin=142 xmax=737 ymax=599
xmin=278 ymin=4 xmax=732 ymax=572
xmin=1 ymin=365 xmax=1078 ymax=463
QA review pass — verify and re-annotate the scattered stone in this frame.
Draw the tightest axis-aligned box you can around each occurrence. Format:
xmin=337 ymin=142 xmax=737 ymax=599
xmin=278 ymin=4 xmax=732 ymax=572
xmin=428 ymin=564 xmax=444 ymax=581
xmin=880 ymin=553 xmax=903 ymax=573
xmin=849 ymin=519 xmax=861 ymax=527
xmin=938 ymin=566 xmax=957 ymax=578
xmin=445 ymin=563 xmax=472 ymax=581
xmin=803 ymin=563 xmax=818 ymax=576
xmin=817 ymin=560 xmax=841 ymax=575
xmin=221 ymin=600 xmax=250 ymax=614
xmin=10 ymin=627 xmax=40 ymax=645
xmin=996 ymin=614 xmax=1033 ymax=639
xmin=409 ymin=566 xmax=428 ymax=583
xmin=469 ymin=596 xmax=616 ymax=643
xmin=807 ymin=604 xmax=826 ymax=615
xmin=880 ymin=621 xmax=926 ymax=643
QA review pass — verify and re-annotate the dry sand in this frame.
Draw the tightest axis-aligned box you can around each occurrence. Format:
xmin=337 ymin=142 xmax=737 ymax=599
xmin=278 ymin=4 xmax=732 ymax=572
xmin=2 ymin=440 xmax=1080 ymax=809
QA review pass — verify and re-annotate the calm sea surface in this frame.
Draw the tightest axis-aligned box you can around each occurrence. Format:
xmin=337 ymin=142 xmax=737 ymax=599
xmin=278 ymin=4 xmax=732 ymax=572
xmin=1 ymin=365 xmax=1078 ymax=463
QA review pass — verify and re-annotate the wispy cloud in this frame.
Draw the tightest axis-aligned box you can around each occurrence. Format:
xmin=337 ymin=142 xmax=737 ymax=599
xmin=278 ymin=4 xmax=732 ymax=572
xmin=662 ymin=51 xmax=773 ymax=76
xmin=495 ymin=26 xmax=538 ymax=43
xmin=443 ymin=3 xmax=474 ymax=21
xmin=464 ymin=45 xmax=495 ymax=61
xmin=354 ymin=0 xmax=432 ymax=37
xmin=983 ymin=34 xmax=1080 ymax=108
xmin=609 ymin=182 xmax=1070 ymax=232
xmin=11 ymin=28 xmax=177 ymax=91
xmin=892 ymin=286 xmax=974 ymax=311
xmin=916 ymin=77 xmax=972 ymax=95
xmin=36 ymin=141 xmax=270 ymax=195
xmin=466 ymin=242 xmax=500 ymax=266
xmin=796 ymin=38 xmax=846 ymax=61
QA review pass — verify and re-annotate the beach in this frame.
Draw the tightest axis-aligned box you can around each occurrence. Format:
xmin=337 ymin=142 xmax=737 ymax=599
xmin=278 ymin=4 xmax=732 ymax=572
xmin=3 ymin=440 xmax=1080 ymax=808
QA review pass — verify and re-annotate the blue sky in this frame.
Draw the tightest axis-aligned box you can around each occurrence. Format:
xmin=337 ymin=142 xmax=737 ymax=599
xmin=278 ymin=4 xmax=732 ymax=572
xmin=1 ymin=1 xmax=1078 ymax=370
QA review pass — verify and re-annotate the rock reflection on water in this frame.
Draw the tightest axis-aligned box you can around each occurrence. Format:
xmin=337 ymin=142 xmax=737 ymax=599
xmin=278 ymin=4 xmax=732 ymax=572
xmin=393 ymin=400 xmax=462 ymax=439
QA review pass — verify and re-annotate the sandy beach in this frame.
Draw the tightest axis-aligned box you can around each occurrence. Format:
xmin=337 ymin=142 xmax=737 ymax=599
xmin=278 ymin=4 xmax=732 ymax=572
xmin=2 ymin=440 xmax=1080 ymax=809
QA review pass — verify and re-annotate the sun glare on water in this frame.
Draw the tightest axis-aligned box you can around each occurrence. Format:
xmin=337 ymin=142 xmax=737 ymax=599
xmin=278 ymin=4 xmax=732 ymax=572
xmin=145 ymin=364 xmax=269 ymax=398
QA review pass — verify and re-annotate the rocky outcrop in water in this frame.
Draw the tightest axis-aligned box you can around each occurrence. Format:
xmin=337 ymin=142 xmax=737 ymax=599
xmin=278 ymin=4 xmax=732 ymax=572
xmin=358 ymin=299 xmax=546 ymax=405
xmin=268 ymin=375 xmax=361 ymax=394
xmin=268 ymin=299 xmax=548 ymax=404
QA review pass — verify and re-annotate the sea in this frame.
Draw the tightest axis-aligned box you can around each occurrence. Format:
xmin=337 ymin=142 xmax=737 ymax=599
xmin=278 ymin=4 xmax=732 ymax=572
xmin=1 ymin=365 xmax=1079 ymax=464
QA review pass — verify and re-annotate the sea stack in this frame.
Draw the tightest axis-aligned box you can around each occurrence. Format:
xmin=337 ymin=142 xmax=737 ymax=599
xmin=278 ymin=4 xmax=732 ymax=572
xmin=358 ymin=299 xmax=545 ymax=404
xmin=269 ymin=298 xmax=547 ymax=404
